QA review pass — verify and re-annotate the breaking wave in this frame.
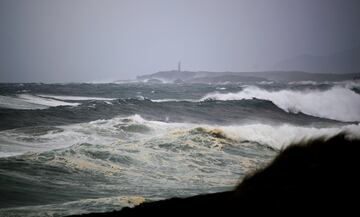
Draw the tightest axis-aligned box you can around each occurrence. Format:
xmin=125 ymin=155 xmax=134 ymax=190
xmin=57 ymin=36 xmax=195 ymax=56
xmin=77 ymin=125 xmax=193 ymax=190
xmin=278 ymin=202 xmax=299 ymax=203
xmin=202 ymin=86 xmax=360 ymax=122
xmin=1 ymin=114 xmax=359 ymax=216
xmin=0 ymin=94 xmax=116 ymax=110
xmin=37 ymin=94 xmax=115 ymax=101
xmin=2 ymin=82 xmax=360 ymax=216
xmin=0 ymin=94 xmax=80 ymax=110
xmin=1 ymin=114 xmax=359 ymax=158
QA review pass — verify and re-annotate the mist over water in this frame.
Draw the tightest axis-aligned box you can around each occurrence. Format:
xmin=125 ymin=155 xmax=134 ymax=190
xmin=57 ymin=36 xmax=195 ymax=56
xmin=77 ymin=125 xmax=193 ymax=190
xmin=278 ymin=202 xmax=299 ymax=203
xmin=0 ymin=81 xmax=359 ymax=216
xmin=1 ymin=0 xmax=359 ymax=215
xmin=1 ymin=0 xmax=360 ymax=82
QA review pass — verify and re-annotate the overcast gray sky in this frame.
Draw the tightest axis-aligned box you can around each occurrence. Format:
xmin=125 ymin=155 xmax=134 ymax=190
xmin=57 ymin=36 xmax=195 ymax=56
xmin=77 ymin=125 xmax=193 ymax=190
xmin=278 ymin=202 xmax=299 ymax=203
xmin=1 ymin=0 xmax=359 ymax=82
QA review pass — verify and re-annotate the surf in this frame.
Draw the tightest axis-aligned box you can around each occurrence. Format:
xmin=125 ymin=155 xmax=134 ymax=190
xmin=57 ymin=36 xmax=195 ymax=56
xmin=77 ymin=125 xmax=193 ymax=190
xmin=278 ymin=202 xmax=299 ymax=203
xmin=0 ymin=94 xmax=80 ymax=110
xmin=202 ymin=85 xmax=360 ymax=122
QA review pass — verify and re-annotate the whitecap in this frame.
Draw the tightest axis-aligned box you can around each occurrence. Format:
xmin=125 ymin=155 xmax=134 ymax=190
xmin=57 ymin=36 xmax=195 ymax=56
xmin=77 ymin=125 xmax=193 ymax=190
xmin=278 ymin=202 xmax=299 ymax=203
xmin=0 ymin=94 xmax=79 ymax=110
xmin=38 ymin=94 xmax=115 ymax=101
xmin=202 ymin=86 xmax=360 ymax=122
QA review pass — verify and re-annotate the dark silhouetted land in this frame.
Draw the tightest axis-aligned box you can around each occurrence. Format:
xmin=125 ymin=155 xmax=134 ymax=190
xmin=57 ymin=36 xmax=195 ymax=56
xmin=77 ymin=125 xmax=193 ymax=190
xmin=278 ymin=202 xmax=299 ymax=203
xmin=70 ymin=133 xmax=360 ymax=216
xmin=137 ymin=70 xmax=360 ymax=84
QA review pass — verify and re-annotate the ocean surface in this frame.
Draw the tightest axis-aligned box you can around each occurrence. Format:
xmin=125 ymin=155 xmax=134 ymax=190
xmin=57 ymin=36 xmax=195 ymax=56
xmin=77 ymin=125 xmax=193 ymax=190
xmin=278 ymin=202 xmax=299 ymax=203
xmin=0 ymin=81 xmax=360 ymax=216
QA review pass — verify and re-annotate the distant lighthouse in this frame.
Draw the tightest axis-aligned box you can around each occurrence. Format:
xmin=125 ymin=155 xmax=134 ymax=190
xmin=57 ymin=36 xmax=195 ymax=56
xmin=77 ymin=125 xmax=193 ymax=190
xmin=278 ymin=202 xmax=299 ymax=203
xmin=178 ymin=61 xmax=181 ymax=72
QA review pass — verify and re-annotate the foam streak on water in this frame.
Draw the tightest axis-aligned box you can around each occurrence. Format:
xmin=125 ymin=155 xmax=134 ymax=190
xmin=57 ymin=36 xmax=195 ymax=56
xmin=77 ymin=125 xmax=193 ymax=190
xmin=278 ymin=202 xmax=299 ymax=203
xmin=1 ymin=115 xmax=358 ymax=158
xmin=0 ymin=94 xmax=80 ymax=110
xmin=0 ymin=82 xmax=359 ymax=216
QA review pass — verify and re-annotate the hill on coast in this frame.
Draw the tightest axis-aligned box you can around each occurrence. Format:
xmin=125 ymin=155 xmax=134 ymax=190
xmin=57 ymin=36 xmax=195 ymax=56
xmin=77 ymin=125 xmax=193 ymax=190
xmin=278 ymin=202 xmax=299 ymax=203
xmin=136 ymin=70 xmax=359 ymax=84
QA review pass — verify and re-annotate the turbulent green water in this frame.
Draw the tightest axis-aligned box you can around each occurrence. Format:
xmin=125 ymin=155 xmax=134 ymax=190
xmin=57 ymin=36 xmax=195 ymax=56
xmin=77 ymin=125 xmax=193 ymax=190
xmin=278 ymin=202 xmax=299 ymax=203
xmin=0 ymin=81 xmax=359 ymax=216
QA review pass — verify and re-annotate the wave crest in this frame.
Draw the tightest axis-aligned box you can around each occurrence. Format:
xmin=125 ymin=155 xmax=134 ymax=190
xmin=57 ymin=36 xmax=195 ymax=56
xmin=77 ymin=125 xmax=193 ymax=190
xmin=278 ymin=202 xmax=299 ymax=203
xmin=0 ymin=94 xmax=80 ymax=110
xmin=202 ymin=86 xmax=360 ymax=122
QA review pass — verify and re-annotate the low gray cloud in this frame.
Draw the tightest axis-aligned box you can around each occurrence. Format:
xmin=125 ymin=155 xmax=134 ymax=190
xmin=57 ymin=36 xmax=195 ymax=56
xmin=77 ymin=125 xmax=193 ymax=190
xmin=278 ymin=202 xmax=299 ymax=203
xmin=1 ymin=0 xmax=359 ymax=82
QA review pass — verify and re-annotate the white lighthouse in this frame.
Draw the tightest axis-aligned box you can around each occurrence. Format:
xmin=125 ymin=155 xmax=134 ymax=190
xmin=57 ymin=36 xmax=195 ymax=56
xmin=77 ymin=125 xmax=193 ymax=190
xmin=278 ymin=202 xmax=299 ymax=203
xmin=178 ymin=61 xmax=181 ymax=72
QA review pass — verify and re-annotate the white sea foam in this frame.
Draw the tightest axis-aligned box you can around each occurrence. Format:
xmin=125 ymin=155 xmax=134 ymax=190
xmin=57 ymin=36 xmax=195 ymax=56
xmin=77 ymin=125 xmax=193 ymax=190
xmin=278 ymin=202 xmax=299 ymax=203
xmin=258 ymin=81 xmax=275 ymax=85
xmin=202 ymin=86 xmax=360 ymax=122
xmin=1 ymin=115 xmax=359 ymax=217
xmin=17 ymin=94 xmax=80 ymax=107
xmin=0 ymin=115 xmax=179 ymax=157
xmin=38 ymin=94 xmax=115 ymax=101
xmin=0 ymin=95 xmax=47 ymax=110
xmin=217 ymin=124 xmax=360 ymax=150
xmin=0 ymin=94 xmax=80 ymax=110
xmin=288 ymin=80 xmax=318 ymax=85
xmin=1 ymin=114 xmax=359 ymax=158
xmin=0 ymin=94 xmax=116 ymax=110
xmin=151 ymin=98 xmax=197 ymax=102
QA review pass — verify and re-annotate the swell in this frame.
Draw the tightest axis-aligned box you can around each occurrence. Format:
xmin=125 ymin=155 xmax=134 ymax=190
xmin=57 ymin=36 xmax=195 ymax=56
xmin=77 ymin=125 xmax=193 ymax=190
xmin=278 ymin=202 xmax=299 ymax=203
xmin=0 ymin=115 xmax=359 ymax=215
xmin=0 ymin=118 xmax=277 ymax=209
xmin=1 ymin=83 xmax=358 ymax=127
xmin=202 ymin=85 xmax=360 ymax=122
xmin=1 ymin=114 xmax=358 ymax=157
xmin=0 ymin=97 xmax=343 ymax=131
xmin=0 ymin=94 xmax=80 ymax=110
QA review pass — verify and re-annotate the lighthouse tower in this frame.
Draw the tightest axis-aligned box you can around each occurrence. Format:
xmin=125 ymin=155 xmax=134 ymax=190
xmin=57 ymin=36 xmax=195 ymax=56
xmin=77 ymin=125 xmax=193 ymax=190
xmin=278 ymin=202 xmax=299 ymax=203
xmin=178 ymin=61 xmax=181 ymax=72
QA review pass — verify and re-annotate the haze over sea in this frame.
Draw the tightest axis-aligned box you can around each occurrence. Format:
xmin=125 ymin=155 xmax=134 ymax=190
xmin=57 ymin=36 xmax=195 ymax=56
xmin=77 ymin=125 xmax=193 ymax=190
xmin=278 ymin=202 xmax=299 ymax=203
xmin=1 ymin=0 xmax=360 ymax=216
xmin=1 ymin=77 xmax=360 ymax=216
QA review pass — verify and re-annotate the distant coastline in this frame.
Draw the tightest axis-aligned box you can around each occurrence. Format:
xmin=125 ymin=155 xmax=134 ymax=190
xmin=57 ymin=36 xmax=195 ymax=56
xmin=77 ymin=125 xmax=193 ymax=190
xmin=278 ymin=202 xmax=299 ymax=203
xmin=133 ymin=70 xmax=360 ymax=84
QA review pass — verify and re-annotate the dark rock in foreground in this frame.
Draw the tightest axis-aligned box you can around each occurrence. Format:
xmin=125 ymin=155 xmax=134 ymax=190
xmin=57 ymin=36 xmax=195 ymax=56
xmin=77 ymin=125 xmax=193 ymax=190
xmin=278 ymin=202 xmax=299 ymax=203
xmin=70 ymin=133 xmax=360 ymax=216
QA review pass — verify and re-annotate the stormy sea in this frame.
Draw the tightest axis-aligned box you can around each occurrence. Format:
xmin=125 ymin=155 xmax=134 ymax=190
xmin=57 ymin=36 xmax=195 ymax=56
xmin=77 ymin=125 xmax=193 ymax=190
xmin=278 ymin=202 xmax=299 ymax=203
xmin=1 ymin=80 xmax=360 ymax=216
